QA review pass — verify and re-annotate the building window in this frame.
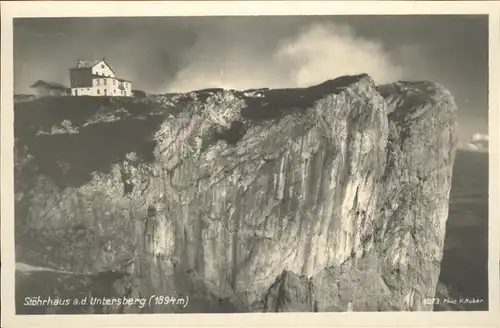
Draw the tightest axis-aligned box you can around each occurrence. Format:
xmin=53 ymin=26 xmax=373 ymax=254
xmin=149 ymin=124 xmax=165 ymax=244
xmin=101 ymin=64 xmax=105 ymax=68
xmin=113 ymin=80 xmax=116 ymax=85
xmin=96 ymin=79 xmax=100 ymax=85
xmin=104 ymin=79 xmax=107 ymax=85
xmin=97 ymin=89 xmax=100 ymax=95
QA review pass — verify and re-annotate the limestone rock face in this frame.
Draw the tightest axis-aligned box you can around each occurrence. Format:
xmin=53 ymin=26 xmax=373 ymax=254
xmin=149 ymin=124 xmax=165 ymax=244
xmin=376 ymin=81 xmax=457 ymax=310
xmin=15 ymin=74 xmax=457 ymax=313
xmin=262 ymin=270 xmax=316 ymax=312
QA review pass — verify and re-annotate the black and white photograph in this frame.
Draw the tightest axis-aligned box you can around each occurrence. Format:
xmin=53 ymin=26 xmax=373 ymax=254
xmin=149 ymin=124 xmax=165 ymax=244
xmin=1 ymin=1 xmax=497 ymax=324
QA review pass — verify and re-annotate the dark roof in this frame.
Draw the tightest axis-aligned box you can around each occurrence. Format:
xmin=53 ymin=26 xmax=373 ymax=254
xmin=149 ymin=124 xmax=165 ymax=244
xmin=30 ymin=80 xmax=68 ymax=90
xmin=70 ymin=59 xmax=116 ymax=75
xmin=115 ymin=77 xmax=131 ymax=83
xmin=72 ymin=60 xmax=101 ymax=69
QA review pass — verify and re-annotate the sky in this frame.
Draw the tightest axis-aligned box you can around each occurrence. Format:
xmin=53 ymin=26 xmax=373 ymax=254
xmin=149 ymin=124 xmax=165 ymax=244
xmin=14 ymin=15 xmax=488 ymax=140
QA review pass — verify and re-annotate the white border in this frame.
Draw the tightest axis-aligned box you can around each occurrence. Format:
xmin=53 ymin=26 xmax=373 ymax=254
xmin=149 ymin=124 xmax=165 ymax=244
xmin=1 ymin=1 xmax=499 ymax=327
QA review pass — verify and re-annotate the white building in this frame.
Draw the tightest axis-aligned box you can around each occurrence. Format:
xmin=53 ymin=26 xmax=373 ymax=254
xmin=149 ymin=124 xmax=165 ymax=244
xmin=69 ymin=59 xmax=132 ymax=97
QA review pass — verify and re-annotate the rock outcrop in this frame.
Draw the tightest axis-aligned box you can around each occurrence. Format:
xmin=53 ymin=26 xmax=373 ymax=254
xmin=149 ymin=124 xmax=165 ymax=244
xmin=14 ymin=74 xmax=457 ymax=313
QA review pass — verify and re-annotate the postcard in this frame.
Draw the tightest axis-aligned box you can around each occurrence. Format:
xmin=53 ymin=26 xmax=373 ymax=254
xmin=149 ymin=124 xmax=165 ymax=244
xmin=1 ymin=1 xmax=499 ymax=327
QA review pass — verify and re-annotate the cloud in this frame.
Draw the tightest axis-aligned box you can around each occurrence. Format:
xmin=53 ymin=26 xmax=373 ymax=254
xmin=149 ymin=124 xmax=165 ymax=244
xmin=471 ymin=133 xmax=488 ymax=142
xmin=273 ymin=22 xmax=403 ymax=87
xmin=458 ymin=133 xmax=489 ymax=153
xmin=166 ymin=22 xmax=403 ymax=93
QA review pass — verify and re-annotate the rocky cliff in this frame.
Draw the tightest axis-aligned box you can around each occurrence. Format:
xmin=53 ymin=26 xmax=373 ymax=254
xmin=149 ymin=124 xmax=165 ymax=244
xmin=14 ymin=74 xmax=457 ymax=313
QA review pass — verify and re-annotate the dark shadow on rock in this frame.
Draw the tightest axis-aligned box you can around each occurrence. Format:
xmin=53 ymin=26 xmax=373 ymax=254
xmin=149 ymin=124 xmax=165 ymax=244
xmin=19 ymin=118 xmax=161 ymax=188
xmin=241 ymin=74 xmax=368 ymax=121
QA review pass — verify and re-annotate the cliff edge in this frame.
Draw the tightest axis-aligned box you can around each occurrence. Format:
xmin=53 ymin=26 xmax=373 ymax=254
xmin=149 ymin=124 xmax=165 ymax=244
xmin=15 ymin=74 xmax=457 ymax=313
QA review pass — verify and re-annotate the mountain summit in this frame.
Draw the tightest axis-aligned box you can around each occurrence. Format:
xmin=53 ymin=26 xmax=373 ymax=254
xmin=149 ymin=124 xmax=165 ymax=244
xmin=15 ymin=74 xmax=457 ymax=313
